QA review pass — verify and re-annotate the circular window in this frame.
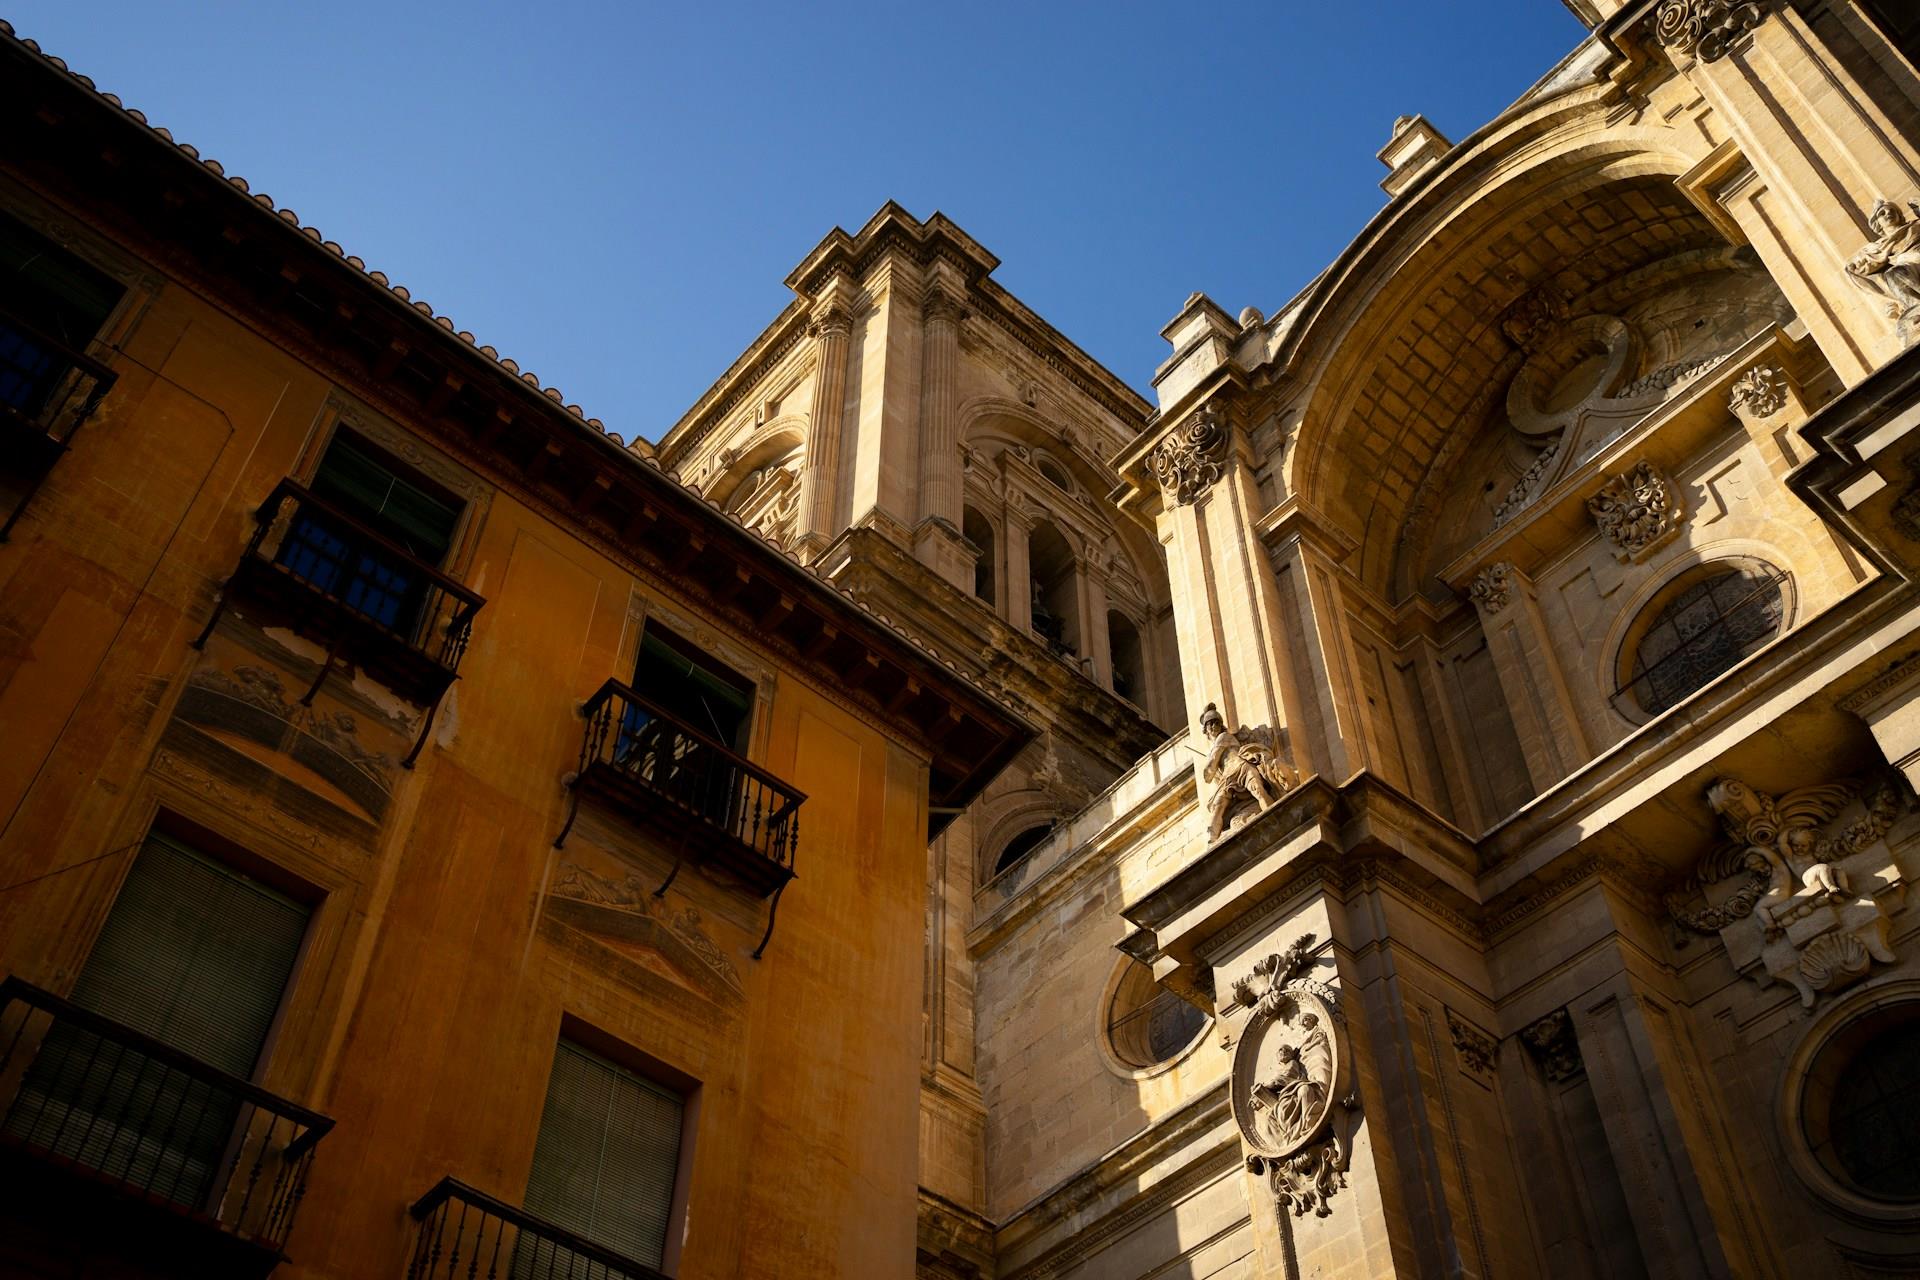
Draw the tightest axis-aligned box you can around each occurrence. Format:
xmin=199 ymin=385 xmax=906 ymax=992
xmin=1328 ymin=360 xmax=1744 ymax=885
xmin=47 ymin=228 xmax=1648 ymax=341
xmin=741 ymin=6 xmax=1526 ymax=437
xmin=1617 ymin=560 xmax=1786 ymax=715
xmin=1036 ymin=457 xmax=1072 ymax=492
xmin=1802 ymin=1002 xmax=1920 ymax=1204
xmin=1104 ymin=958 xmax=1207 ymax=1071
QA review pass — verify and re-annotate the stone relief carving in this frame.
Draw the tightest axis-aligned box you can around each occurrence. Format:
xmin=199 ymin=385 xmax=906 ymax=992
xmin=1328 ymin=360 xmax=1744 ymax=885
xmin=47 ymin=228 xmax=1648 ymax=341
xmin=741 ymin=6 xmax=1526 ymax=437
xmin=1728 ymin=365 xmax=1789 ymax=420
xmin=1846 ymin=198 xmax=1920 ymax=346
xmin=1199 ymin=702 xmax=1300 ymax=842
xmin=1229 ymin=935 xmax=1359 ymax=1218
xmin=1499 ymin=285 xmax=1566 ymax=352
xmin=1148 ymin=406 xmax=1227 ymax=507
xmin=1618 ymin=350 xmax=1731 ymax=401
xmin=1587 ymin=461 xmax=1682 ymax=562
xmin=550 ymin=861 xmax=743 ymax=996
xmin=1468 ymin=562 xmax=1516 ymax=615
xmin=1519 ymin=1008 xmax=1584 ymax=1083
xmin=1491 ymin=439 xmax=1560 ymax=527
xmin=1445 ymin=1007 xmax=1499 ymax=1090
xmin=1666 ymin=775 xmax=1909 ymax=1007
xmin=1653 ymin=0 xmax=1767 ymax=64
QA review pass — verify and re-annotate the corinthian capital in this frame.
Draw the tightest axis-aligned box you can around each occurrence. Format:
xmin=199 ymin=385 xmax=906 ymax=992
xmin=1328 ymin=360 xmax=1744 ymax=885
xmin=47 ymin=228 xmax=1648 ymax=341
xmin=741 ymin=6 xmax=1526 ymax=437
xmin=922 ymin=282 xmax=968 ymax=326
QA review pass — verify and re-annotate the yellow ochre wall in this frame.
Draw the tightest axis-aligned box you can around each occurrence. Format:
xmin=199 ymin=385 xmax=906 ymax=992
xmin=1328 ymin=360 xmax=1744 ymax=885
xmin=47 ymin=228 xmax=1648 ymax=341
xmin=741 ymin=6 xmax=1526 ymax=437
xmin=0 ymin=182 xmax=934 ymax=1278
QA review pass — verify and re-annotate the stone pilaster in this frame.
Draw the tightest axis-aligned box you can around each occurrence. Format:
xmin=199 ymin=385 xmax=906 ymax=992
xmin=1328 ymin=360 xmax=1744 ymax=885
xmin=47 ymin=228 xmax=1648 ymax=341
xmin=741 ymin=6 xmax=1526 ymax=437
xmin=1468 ymin=561 xmax=1591 ymax=792
xmin=794 ymin=285 xmax=858 ymax=561
xmin=1660 ymin=0 xmax=1920 ymax=380
xmin=913 ymin=277 xmax=974 ymax=589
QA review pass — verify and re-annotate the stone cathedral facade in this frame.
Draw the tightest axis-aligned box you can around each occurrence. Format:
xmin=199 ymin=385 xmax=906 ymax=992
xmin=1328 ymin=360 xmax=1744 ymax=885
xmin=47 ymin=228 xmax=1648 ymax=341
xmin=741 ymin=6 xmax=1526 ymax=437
xmin=666 ymin=2 xmax=1920 ymax=1277
xmin=6 ymin=2 xmax=1920 ymax=1278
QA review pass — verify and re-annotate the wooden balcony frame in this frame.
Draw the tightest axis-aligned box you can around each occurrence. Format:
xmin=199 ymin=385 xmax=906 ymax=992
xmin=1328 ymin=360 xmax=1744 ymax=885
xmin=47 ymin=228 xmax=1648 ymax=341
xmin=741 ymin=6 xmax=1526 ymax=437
xmin=554 ymin=677 xmax=805 ymax=957
xmin=407 ymin=1176 xmax=669 ymax=1280
xmin=191 ymin=476 xmax=486 ymax=766
xmin=0 ymin=976 xmax=334 ymax=1275
xmin=0 ymin=301 xmax=118 ymax=540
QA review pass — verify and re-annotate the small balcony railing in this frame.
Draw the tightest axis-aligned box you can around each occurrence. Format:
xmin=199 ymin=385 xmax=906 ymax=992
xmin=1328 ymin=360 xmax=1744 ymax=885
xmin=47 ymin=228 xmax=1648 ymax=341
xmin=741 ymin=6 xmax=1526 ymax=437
xmin=0 ymin=977 xmax=333 ymax=1266
xmin=193 ymin=477 xmax=486 ymax=764
xmin=0 ymin=304 xmax=118 ymax=539
xmin=407 ymin=1177 xmax=668 ymax=1280
xmin=555 ymin=679 xmax=803 ymax=951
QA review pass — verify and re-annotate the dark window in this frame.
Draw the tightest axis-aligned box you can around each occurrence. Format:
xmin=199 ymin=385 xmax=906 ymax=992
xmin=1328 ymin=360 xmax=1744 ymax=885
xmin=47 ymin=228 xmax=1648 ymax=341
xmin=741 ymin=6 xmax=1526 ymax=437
xmin=1826 ymin=1018 xmax=1920 ymax=1200
xmin=994 ymin=823 xmax=1055 ymax=876
xmin=632 ymin=624 xmax=754 ymax=754
xmin=1108 ymin=611 xmax=1144 ymax=705
xmin=0 ymin=209 xmax=123 ymax=420
xmin=1029 ymin=522 xmax=1079 ymax=658
xmin=1620 ymin=564 xmax=1786 ymax=715
xmin=1106 ymin=959 xmax=1206 ymax=1069
xmin=963 ymin=506 xmax=995 ymax=606
xmin=277 ymin=432 xmax=462 ymax=632
xmin=521 ymin=1039 xmax=685 ymax=1270
xmin=4 ymin=834 xmax=310 ymax=1207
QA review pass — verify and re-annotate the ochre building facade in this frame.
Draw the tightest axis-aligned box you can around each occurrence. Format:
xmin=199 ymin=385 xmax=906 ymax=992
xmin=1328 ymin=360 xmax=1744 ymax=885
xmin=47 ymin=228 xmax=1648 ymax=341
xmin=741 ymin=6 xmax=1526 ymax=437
xmin=6 ymin=1 xmax=1920 ymax=1278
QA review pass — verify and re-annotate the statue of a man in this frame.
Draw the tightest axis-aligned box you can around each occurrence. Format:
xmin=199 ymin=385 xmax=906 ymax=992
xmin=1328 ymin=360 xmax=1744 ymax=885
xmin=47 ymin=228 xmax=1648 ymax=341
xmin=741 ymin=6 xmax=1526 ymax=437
xmin=1200 ymin=702 xmax=1296 ymax=841
xmin=1847 ymin=198 xmax=1920 ymax=337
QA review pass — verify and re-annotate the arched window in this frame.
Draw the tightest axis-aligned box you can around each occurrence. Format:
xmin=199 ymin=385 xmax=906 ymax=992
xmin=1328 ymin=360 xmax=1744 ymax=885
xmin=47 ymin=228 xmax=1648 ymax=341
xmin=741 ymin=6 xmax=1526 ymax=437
xmin=1104 ymin=958 xmax=1206 ymax=1070
xmin=963 ymin=506 xmax=995 ymax=606
xmin=1036 ymin=456 xmax=1072 ymax=492
xmin=1616 ymin=560 xmax=1787 ymax=715
xmin=1108 ymin=611 xmax=1144 ymax=705
xmin=1801 ymin=1000 xmax=1920 ymax=1204
xmin=993 ymin=823 xmax=1054 ymax=876
xmin=1028 ymin=522 xmax=1079 ymax=659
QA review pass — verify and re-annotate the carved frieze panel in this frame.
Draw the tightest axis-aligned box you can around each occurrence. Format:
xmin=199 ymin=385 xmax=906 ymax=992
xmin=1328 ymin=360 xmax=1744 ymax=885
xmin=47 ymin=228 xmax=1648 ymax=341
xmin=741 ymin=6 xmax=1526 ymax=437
xmin=1445 ymin=1007 xmax=1499 ymax=1089
xmin=1667 ymin=775 xmax=1910 ymax=1007
xmin=1229 ymin=935 xmax=1359 ymax=1218
xmin=1727 ymin=365 xmax=1788 ymax=420
xmin=547 ymin=859 xmax=744 ymax=1001
xmin=1519 ymin=1008 xmax=1583 ymax=1083
xmin=1148 ymin=406 xmax=1227 ymax=507
xmin=1587 ymin=461 xmax=1682 ymax=562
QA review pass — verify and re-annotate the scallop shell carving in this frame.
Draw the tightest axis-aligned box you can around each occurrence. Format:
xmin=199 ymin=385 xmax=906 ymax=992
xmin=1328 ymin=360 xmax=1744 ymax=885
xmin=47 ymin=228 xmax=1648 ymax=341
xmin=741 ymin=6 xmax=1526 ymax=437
xmin=1798 ymin=932 xmax=1871 ymax=993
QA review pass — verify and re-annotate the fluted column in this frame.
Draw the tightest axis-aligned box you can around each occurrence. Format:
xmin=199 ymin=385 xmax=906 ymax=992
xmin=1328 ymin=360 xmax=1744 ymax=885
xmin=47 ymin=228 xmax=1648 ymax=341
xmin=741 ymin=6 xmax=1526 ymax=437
xmin=918 ymin=282 xmax=967 ymax=530
xmin=794 ymin=292 xmax=857 ymax=561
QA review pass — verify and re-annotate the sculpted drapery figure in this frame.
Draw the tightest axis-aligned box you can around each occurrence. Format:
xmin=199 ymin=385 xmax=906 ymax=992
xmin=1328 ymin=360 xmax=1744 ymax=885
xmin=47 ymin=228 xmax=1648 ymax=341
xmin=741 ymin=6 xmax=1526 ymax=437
xmin=1199 ymin=702 xmax=1298 ymax=841
xmin=1250 ymin=1012 xmax=1332 ymax=1149
xmin=1847 ymin=198 xmax=1920 ymax=340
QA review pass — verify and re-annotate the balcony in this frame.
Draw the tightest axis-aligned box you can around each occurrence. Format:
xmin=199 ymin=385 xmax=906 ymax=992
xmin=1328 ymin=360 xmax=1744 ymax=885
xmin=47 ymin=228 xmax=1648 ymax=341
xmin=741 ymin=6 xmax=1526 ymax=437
xmin=0 ymin=977 xmax=333 ymax=1277
xmin=556 ymin=679 xmax=803 ymax=947
xmin=193 ymin=477 xmax=486 ymax=764
xmin=407 ymin=1177 xmax=668 ymax=1280
xmin=0 ymin=303 xmax=118 ymax=539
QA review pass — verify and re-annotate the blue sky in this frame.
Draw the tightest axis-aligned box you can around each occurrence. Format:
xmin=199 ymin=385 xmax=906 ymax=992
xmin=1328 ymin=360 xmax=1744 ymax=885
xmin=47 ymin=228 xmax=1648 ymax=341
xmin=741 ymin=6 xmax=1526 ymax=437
xmin=12 ymin=2 xmax=1585 ymax=440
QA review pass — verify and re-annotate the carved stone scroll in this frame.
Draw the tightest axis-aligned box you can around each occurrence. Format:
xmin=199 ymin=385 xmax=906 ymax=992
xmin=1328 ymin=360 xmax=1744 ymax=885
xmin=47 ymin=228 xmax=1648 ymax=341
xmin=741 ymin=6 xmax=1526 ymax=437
xmin=1653 ymin=0 xmax=1768 ymax=64
xmin=1445 ymin=1008 xmax=1499 ymax=1090
xmin=1667 ymin=775 xmax=1909 ymax=1007
xmin=1149 ymin=406 xmax=1227 ymax=507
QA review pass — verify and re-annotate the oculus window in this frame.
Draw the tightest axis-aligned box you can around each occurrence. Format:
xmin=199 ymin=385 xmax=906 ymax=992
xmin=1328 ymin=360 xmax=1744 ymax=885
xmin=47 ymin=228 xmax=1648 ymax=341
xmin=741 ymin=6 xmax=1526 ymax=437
xmin=1105 ymin=957 xmax=1206 ymax=1071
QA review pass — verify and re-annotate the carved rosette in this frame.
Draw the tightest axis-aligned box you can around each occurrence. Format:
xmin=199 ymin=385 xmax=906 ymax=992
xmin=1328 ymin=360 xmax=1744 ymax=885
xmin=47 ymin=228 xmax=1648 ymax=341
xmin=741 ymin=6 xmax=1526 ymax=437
xmin=1728 ymin=365 xmax=1788 ymax=420
xmin=1654 ymin=0 xmax=1768 ymax=64
xmin=1468 ymin=562 xmax=1516 ymax=615
xmin=1230 ymin=935 xmax=1359 ymax=1219
xmin=1149 ymin=407 xmax=1228 ymax=507
xmin=1667 ymin=775 xmax=1908 ymax=1008
xmin=1587 ymin=461 xmax=1681 ymax=562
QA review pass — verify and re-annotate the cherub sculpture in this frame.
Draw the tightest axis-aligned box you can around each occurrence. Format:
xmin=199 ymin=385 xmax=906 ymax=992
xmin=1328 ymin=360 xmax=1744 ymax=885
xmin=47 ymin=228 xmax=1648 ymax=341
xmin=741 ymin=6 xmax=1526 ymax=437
xmin=1199 ymin=702 xmax=1298 ymax=842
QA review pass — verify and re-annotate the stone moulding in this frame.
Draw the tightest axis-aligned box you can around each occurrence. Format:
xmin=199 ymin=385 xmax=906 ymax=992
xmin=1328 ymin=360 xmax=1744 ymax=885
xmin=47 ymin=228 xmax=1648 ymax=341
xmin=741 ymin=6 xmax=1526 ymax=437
xmin=1653 ymin=0 xmax=1768 ymax=65
xmin=1148 ymin=406 xmax=1227 ymax=507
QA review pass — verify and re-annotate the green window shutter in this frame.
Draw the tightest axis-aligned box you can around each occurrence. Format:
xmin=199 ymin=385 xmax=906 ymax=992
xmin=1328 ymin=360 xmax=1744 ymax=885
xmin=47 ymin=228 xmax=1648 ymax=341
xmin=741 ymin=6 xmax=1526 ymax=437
xmin=69 ymin=833 xmax=311 ymax=1079
xmin=309 ymin=434 xmax=461 ymax=567
xmin=522 ymin=1039 xmax=685 ymax=1269
xmin=4 ymin=834 xmax=311 ymax=1207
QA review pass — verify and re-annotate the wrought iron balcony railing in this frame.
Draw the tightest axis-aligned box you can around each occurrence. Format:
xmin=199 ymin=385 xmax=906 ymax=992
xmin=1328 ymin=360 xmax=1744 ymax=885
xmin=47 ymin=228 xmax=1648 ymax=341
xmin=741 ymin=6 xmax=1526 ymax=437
xmin=407 ymin=1177 xmax=668 ymax=1280
xmin=192 ymin=477 xmax=486 ymax=765
xmin=555 ymin=678 xmax=803 ymax=954
xmin=0 ymin=304 xmax=118 ymax=539
xmin=0 ymin=977 xmax=333 ymax=1268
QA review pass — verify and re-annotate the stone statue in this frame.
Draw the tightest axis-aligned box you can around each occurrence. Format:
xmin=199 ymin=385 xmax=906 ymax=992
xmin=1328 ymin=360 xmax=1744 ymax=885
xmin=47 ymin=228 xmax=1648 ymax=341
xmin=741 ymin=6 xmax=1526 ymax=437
xmin=1847 ymin=198 xmax=1920 ymax=342
xmin=1199 ymin=702 xmax=1297 ymax=842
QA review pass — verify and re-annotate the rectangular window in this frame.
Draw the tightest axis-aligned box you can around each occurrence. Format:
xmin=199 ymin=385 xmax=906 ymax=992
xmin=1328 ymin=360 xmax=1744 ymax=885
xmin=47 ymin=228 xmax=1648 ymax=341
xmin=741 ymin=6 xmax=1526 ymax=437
xmin=632 ymin=623 xmax=753 ymax=753
xmin=278 ymin=430 xmax=463 ymax=632
xmin=521 ymin=1038 xmax=686 ymax=1271
xmin=5 ymin=833 xmax=311 ymax=1205
xmin=0 ymin=208 xmax=123 ymax=420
